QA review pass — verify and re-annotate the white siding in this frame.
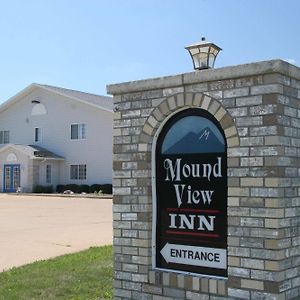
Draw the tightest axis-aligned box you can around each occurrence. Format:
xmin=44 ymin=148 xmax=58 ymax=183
xmin=0 ymin=88 xmax=113 ymax=187
xmin=39 ymin=161 xmax=62 ymax=188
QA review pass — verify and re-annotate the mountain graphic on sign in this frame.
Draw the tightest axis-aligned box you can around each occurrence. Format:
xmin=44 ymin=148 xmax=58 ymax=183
xmin=164 ymin=127 xmax=224 ymax=154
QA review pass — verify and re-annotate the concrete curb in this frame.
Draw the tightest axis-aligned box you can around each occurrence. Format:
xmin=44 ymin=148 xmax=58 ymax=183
xmin=3 ymin=193 xmax=112 ymax=199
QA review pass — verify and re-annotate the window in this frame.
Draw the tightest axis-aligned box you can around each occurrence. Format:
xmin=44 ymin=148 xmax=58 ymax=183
xmin=0 ymin=131 xmax=9 ymax=144
xmin=70 ymin=164 xmax=86 ymax=180
xmin=46 ymin=165 xmax=51 ymax=183
xmin=31 ymin=103 xmax=47 ymax=116
xmin=71 ymin=124 xmax=86 ymax=140
xmin=34 ymin=128 xmax=41 ymax=142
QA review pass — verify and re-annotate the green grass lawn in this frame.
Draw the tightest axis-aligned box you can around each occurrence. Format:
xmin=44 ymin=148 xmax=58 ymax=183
xmin=0 ymin=245 xmax=113 ymax=300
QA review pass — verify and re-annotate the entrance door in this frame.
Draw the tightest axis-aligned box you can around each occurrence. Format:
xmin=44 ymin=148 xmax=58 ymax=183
xmin=3 ymin=164 xmax=20 ymax=192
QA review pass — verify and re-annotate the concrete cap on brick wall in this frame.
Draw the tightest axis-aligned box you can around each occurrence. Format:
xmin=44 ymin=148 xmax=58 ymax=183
xmin=106 ymin=59 xmax=300 ymax=95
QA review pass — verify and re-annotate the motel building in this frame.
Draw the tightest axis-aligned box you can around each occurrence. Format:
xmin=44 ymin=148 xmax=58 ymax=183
xmin=0 ymin=83 xmax=113 ymax=193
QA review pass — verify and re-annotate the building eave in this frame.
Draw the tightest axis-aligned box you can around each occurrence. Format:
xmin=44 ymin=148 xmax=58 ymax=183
xmin=33 ymin=84 xmax=113 ymax=113
xmin=0 ymin=83 xmax=113 ymax=114
xmin=0 ymin=84 xmax=37 ymax=114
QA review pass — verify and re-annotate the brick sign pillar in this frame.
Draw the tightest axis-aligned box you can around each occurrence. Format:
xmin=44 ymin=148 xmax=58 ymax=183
xmin=107 ymin=60 xmax=300 ymax=299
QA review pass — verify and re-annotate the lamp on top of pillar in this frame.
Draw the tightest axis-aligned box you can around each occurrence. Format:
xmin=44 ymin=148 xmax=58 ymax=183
xmin=185 ymin=37 xmax=222 ymax=70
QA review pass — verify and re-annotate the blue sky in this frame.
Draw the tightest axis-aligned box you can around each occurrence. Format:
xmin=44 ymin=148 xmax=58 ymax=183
xmin=0 ymin=0 xmax=299 ymax=103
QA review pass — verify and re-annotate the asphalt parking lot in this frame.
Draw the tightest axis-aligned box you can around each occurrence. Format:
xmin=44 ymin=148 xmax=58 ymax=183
xmin=0 ymin=194 xmax=112 ymax=272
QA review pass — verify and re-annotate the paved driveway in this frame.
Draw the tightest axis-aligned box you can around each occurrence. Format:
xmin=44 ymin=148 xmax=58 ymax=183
xmin=0 ymin=194 xmax=112 ymax=272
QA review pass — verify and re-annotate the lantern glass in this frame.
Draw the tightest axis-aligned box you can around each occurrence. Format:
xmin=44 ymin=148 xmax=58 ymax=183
xmin=208 ymin=53 xmax=216 ymax=68
xmin=185 ymin=39 xmax=222 ymax=70
xmin=189 ymin=48 xmax=199 ymax=56
xmin=201 ymin=46 xmax=209 ymax=53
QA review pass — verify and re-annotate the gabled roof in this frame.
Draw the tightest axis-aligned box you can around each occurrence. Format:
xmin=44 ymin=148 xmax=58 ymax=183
xmin=0 ymin=83 xmax=113 ymax=113
xmin=0 ymin=144 xmax=64 ymax=160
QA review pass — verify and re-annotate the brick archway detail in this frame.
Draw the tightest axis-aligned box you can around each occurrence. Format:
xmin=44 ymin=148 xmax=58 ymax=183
xmin=139 ymin=92 xmax=239 ymax=148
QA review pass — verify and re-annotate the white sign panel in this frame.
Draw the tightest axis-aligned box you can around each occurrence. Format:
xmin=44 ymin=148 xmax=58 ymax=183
xmin=160 ymin=243 xmax=227 ymax=270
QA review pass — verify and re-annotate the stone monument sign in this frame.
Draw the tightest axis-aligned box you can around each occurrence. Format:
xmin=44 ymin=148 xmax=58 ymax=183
xmin=107 ymin=59 xmax=300 ymax=299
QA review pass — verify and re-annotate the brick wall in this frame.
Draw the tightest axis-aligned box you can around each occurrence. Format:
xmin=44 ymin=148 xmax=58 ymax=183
xmin=108 ymin=60 xmax=300 ymax=299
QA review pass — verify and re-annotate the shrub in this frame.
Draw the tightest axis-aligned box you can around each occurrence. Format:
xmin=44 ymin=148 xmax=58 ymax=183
xmin=79 ymin=184 xmax=90 ymax=193
xmin=56 ymin=185 xmax=65 ymax=193
xmin=89 ymin=184 xmax=102 ymax=193
xmin=64 ymin=184 xmax=80 ymax=193
xmin=33 ymin=185 xmax=53 ymax=193
xmin=55 ymin=183 xmax=112 ymax=194
xmin=100 ymin=184 xmax=112 ymax=194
